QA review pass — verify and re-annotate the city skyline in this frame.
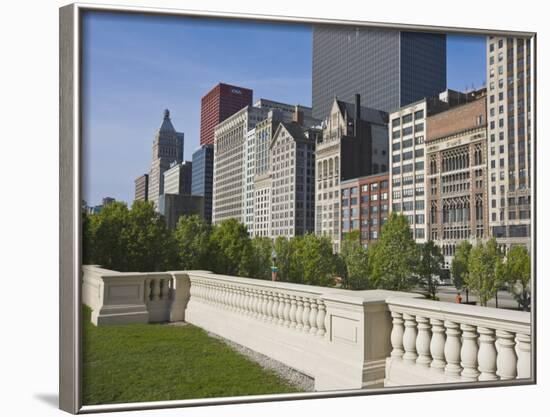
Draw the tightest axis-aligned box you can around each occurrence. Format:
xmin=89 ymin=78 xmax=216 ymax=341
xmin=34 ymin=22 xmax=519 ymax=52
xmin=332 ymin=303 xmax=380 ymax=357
xmin=82 ymin=11 xmax=486 ymax=206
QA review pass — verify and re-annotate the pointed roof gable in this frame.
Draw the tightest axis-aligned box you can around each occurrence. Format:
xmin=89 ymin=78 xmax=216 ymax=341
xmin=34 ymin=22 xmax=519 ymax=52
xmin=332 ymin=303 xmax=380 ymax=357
xmin=270 ymin=122 xmax=315 ymax=150
xmin=159 ymin=109 xmax=177 ymax=133
xmin=333 ymin=98 xmax=387 ymax=125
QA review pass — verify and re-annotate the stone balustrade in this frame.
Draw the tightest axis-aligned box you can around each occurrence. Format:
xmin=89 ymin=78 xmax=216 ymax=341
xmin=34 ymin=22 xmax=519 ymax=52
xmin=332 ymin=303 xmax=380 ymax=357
xmin=384 ymin=296 xmax=531 ymax=386
xmin=82 ymin=266 xmax=532 ymax=391
xmin=82 ymin=265 xmax=190 ymax=325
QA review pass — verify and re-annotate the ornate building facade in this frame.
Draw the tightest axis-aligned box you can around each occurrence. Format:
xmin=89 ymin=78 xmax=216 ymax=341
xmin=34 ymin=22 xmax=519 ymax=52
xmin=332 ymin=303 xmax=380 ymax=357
xmin=147 ymin=109 xmax=184 ymax=209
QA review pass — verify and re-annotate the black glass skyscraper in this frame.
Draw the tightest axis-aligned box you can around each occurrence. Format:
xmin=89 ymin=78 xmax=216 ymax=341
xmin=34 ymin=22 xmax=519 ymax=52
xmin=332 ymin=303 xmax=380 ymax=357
xmin=191 ymin=144 xmax=214 ymax=223
xmin=312 ymin=27 xmax=447 ymax=119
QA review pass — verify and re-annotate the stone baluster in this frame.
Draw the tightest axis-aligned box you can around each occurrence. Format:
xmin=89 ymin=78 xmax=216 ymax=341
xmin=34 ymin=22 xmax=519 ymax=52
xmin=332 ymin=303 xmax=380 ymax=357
xmin=283 ymin=294 xmax=292 ymax=327
xmin=213 ymin=283 xmax=220 ymax=306
xmin=246 ymin=288 xmax=255 ymax=315
xmin=390 ymin=311 xmax=405 ymax=359
xmin=295 ymin=296 xmax=304 ymax=330
xmin=302 ymin=298 xmax=311 ymax=332
xmin=237 ymin=287 xmax=245 ymax=313
xmin=152 ymin=279 xmax=161 ymax=301
xmin=199 ymin=281 xmax=205 ymax=302
xmin=270 ymin=292 xmax=279 ymax=322
xmin=289 ymin=296 xmax=297 ymax=329
xmin=429 ymin=318 xmax=446 ymax=372
xmin=262 ymin=291 xmax=269 ymax=321
xmin=402 ymin=313 xmax=418 ymax=364
xmin=309 ymin=298 xmax=319 ymax=335
xmin=460 ymin=324 xmax=480 ymax=381
xmin=204 ymin=282 xmax=210 ymax=303
xmin=256 ymin=289 xmax=265 ymax=319
xmin=316 ymin=300 xmax=326 ymax=337
xmin=144 ymin=279 xmax=151 ymax=302
xmin=231 ymin=286 xmax=238 ymax=311
xmin=415 ymin=316 xmax=432 ymax=367
xmin=223 ymin=285 xmax=231 ymax=309
xmin=444 ymin=320 xmax=462 ymax=377
xmin=477 ymin=327 xmax=498 ymax=381
xmin=267 ymin=292 xmax=275 ymax=322
xmin=516 ymin=333 xmax=531 ymax=379
xmin=277 ymin=293 xmax=285 ymax=325
xmin=250 ymin=289 xmax=259 ymax=317
xmin=496 ymin=330 xmax=518 ymax=380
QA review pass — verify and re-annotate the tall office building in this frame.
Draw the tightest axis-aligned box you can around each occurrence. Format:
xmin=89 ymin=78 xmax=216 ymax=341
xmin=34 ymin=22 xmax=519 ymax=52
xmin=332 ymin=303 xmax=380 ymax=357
xmin=200 ymin=83 xmax=253 ymax=146
xmin=312 ymin=27 xmax=447 ymax=119
xmin=486 ymin=36 xmax=532 ymax=250
xmin=148 ymin=109 xmax=184 ymax=209
xmin=134 ymin=174 xmax=149 ymax=202
xmin=191 ymin=145 xmax=214 ymax=223
xmin=163 ymin=161 xmax=192 ymax=195
xmin=389 ymin=89 xmax=476 ymax=243
xmin=315 ymin=94 xmax=388 ymax=252
xmin=269 ymin=122 xmax=320 ymax=238
xmin=212 ymin=105 xmax=268 ymax=226
xmin=425 ymin=94 xmax=488 ymax=267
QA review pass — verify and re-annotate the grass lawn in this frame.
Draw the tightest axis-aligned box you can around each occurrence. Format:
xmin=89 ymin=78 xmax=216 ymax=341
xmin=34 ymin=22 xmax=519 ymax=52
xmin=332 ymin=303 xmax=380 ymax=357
xmin=82 ymin=306 xmax=301 ymax=405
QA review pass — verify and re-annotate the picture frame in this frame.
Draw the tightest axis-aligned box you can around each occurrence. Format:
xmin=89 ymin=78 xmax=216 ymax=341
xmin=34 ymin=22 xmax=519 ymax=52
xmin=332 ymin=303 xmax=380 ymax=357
xmin=59 ymin=2 xmax=537 ymax=414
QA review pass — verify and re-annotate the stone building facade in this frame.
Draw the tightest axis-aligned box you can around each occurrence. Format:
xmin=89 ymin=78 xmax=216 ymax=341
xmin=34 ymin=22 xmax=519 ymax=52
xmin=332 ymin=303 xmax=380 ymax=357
xmin=270 ymin=122 xmax=320 ymax=238
xmin=425 ymin=95 xmax=489 ymax=266
xmin=486 ymin=36 xmax=532 ymax=251
xmin=212 ymin=106 xmax=267 ymax=225
xmin=315 ymin=94 xmax=388 ymax=252
xmin=340 ymin=173 xmax=390 ymax=248
xmin=148 ymin=109 xmax=184 ymax=210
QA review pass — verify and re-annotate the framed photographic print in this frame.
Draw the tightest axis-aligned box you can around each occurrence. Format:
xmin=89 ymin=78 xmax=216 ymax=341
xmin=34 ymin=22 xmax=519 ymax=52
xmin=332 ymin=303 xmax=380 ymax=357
xmin=59 ymin=2 xmax=536 ymax=414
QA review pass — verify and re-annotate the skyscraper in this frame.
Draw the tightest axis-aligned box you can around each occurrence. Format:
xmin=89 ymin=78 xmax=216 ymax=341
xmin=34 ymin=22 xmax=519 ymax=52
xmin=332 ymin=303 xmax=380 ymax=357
xmin=212 ymin=105 xmax=268 ymax=226
xmin=134 ymin=174 xmax=149 ymax=202
xmin=312 ymin=27 xmax=447 ymax=119
xmin=163 ymin=161 xmax=192 ymax=195
xmin=148 ymin=109 xmax=184 ymax=209
xmin=191 ymin=144 xmax=214 ymax=223
xmin=200 ymin=83 xmax=253 ymax=146
xmin=486 ymin=36 xmax=532 ymax=250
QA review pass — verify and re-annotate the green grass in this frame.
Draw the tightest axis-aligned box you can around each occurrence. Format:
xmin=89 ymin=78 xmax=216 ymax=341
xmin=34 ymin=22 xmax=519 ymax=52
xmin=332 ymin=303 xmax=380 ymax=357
xmin=82 ymin=306 xmax=301 ymax=405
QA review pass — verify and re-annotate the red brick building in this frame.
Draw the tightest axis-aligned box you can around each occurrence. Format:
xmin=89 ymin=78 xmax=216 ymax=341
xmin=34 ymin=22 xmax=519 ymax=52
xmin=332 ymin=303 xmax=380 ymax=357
xmin=199 ymin=83 xmax=253 ymax=146
xmin=340 ymin=173 xmax=390 ymax=248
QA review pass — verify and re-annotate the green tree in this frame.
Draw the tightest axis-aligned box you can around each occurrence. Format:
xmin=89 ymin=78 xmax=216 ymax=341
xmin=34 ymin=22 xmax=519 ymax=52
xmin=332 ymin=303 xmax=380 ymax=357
xmin=340 ymin=231 xmax=370 ymax=289
xmin=299 ymin=234 xmax=338 ymax=286
xmin=273 ymin=236 xmax=292 ymax=282
xmin=368 ymin=213 xmax=418 ymax=291
xmin=417 ymin=240 xmax=444 ymax=300
xmin=502 ymin=245 xmax=531 ymax=311
xmin=84 ymin=201 xmax=131 ymax=271
xmin=123 ymin=200 xmax=176 ymax=272
xmin=451 ymin=240 xmax=472 ymax=302
xmin=465 ymin=238 xmax=503 ymax=306
xmin=210 ymin=219 xmax=254 ymax=276
xmin=249 ymin=236 xmax=274 ymax=280
xmin=173 ymin=215 xmax=213 ymax=270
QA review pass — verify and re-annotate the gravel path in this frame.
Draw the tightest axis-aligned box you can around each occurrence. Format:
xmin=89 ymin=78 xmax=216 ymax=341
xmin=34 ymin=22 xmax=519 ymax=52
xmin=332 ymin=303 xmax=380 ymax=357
xmin=206 ymin=332 xmax=315 ymax=392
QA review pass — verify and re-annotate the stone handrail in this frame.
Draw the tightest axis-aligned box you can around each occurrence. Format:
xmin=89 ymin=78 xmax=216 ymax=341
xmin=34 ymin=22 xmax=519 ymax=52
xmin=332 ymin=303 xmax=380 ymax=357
xmin=82 ymin=266 xmax=532 ymax=391
xmin=82 ymin=265 xmax=190 ymax=325
xmin=384 ymin=296 xmax=531 ymax=386
xmin=184 ymin=270 xmax=424 ymax=391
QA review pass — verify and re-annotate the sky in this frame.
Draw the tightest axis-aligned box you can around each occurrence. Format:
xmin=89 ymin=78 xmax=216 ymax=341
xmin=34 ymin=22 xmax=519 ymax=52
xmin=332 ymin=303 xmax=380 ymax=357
xmin=82 ymin=12 xmax=486 ymax=206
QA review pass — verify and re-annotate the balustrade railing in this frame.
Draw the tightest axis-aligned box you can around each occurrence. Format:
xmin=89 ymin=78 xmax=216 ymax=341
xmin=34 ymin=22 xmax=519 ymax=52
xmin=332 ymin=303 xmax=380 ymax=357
xmin=385 ymin=296 xmax=531 ymax=385
xmin=82 ymin=266 xmax=533 ymax=391
xmin=188 ymin=275 xmax=327 ymax=338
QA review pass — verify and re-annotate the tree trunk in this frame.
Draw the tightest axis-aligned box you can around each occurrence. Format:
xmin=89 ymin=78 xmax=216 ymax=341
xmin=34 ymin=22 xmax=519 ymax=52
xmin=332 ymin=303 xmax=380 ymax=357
xmin=495 ymin=291 xmax=499 ymax=308
xmin=466 ymin=289 xmax=469 ymax=303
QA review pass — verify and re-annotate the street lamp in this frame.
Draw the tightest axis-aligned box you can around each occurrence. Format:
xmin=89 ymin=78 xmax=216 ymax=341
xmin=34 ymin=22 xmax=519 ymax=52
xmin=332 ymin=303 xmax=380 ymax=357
xmin=271 ymin=249 xmax=278 ymax=281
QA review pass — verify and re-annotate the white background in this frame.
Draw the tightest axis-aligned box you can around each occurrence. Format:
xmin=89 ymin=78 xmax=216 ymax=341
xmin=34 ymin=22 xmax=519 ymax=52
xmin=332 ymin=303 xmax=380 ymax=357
xmin=0 ymin=0 xmax=547 ymax=415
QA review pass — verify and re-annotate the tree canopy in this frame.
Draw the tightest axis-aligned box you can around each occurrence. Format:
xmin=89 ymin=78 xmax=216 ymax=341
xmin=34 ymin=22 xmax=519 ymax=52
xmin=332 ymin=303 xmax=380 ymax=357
xmin=368 ymin=213 xmax=418 ymax=291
